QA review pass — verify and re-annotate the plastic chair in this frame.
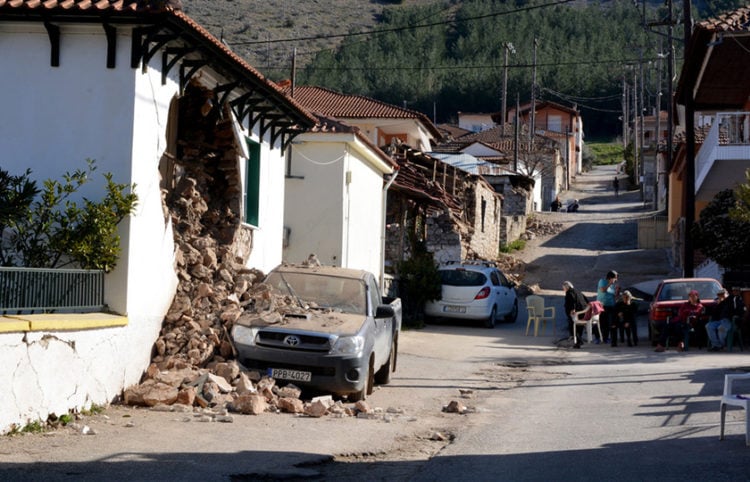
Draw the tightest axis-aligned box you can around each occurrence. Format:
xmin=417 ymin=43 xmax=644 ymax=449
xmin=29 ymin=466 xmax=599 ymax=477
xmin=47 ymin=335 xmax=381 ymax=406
xmin=525 ymin=295 xmax=555 ymax=336
xmin=719 ymin=372 xmax=750 ymax=446
xmin=572 ymin=304 xmax=603 ymax=345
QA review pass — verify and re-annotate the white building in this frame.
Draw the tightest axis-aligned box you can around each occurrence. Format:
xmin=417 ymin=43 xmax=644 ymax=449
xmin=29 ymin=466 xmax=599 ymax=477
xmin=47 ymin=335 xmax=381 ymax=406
xmin=0 ymin=1 xmax=314 ymax=433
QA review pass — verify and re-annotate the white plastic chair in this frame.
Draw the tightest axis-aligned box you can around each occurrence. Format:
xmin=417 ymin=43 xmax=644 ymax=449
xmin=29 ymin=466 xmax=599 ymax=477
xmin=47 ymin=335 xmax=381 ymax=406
xmin=525 ymin=295 xmax=555 ymax=336
xmin=572 ymin=304 xmax=603 ymax=345
xmin=720 ymin=372 xmax=750 ymax=446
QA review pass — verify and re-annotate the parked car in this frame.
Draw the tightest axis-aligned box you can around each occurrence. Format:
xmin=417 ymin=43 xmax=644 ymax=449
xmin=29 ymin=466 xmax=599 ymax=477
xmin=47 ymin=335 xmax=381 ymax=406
xmin=231 ymin=264 xmax=401 ymax=401
xmin=647 ymin=277 xmax=722 ymax=344
xmin=424 ymin=260 xmax=518 ymax=328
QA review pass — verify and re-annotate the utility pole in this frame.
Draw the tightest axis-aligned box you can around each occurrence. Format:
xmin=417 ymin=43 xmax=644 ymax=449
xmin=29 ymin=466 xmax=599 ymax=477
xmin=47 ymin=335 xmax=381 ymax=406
xmin=290 ymin=48 xmax=296 ymax=98
xmin=514 ymin=94 xmax=520 ymax=172
xmin=654 ymin=40 xmax=663 ymax=211
xmin=639 ymin=49 xmax=646 ymax=199
xmin=683 ymin=0 xmax=695 ymax=277
xmin=622 ymin=77 xmax=628 ymax=147
xmin=529 ymin=37 xmax=538 ymax=144
xmin=633 ymin=68 xmax=639 ymax=190
xmin=501 ymin=42 xmax=515 ymax=126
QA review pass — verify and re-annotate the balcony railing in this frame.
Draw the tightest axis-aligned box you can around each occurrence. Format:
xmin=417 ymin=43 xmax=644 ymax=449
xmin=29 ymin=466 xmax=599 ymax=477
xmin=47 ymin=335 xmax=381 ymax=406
xmin=695 ymin=112 xmax=750 ymax=192
xmin=0 ymin=267 xmax=104 ymax=314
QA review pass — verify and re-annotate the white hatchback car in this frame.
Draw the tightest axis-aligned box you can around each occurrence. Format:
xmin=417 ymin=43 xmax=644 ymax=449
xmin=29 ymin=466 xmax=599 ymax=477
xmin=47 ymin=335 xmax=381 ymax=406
xmin=424 ymin=261 xmax=518 ymax=328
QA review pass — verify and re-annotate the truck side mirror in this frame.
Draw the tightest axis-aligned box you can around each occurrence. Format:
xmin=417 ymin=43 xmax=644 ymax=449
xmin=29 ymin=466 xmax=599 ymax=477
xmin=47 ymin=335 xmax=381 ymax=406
xmin=375 ymin=305 xmax=395 ymax=319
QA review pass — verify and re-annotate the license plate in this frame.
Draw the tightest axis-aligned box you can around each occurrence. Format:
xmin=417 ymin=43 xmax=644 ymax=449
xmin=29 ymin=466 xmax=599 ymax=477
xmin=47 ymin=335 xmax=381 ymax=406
xmin=444 ymin=305 xmax=466 ymax=313
xmin=269 ymin=368 xmax=312 ymax=382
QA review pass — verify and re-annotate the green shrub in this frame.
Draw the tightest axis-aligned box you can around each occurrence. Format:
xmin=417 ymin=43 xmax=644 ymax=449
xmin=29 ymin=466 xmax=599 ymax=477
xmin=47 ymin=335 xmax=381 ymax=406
xmin=499 ymin=239 xmax=526 ymax=253
xmin=397 ymin=243 xmax=441 ymax=328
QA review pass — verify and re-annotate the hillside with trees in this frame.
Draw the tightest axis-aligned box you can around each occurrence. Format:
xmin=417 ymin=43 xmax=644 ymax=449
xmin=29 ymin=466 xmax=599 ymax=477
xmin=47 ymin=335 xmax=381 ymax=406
xmin=184 ymin=0 xmax=747 ymax=139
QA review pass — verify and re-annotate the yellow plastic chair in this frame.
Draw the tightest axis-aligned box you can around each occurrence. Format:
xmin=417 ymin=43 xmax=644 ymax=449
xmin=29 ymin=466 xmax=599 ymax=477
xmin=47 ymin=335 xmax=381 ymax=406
xmin=525 ymin=295 xmax=555 ymax=336
xmin=720 ymin=372 xmax=750 ymax=446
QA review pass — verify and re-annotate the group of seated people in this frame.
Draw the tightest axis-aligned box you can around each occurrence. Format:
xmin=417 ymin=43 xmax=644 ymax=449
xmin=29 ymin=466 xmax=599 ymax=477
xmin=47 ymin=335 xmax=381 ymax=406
xmin=563 ymin=282 xmax=747 ymax=352
xmin=562 ymin=281 xmax=638 ymax=349
xmin=653 ymin=286 xmax=746 ymax=352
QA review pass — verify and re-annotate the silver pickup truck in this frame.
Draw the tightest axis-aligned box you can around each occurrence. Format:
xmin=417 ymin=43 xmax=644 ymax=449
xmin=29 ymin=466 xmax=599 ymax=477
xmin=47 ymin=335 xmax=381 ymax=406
xmin=231 ymin=264 xmax=402 ymax=401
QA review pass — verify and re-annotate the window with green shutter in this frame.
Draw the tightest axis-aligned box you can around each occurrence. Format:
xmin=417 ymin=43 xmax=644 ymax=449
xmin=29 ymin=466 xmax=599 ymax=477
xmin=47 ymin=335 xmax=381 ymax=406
xmin=244 ymin=138 xmax=261 ymax=226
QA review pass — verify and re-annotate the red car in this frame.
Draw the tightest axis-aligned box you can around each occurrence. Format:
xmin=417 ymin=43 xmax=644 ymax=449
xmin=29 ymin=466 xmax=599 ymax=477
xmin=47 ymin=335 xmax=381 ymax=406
xmin=648 ymin=277 xmax=723 ymax=345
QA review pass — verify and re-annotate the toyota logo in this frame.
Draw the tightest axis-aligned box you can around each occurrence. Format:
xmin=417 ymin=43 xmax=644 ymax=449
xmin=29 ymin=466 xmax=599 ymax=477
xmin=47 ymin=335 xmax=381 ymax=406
xmin=283 ymin=335 xmax=301 ymax=347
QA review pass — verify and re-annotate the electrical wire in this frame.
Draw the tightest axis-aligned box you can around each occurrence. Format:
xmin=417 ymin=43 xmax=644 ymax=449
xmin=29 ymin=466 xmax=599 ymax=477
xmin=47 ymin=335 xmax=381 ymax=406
xmin=293 ymin=149 xmax=346 ymax=166
xmin=227 ymin=0 xmax=575 ymax=47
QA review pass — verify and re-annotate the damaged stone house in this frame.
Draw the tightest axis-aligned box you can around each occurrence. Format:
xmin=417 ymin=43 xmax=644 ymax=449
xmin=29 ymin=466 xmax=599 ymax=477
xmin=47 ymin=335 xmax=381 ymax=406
xmin=385 ymin=145 xmax=503 ymax=270
xmin=431 ymin=123 xmax=565 ymax=213
xmin=0 ymin=0 xmax=316 ymax=432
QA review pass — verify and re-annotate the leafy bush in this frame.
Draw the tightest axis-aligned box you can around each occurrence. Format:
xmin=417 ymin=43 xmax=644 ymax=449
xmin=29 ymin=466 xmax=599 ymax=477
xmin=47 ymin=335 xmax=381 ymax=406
xmin=397 ymin=243 xmax=441 ymax=327
xmin=692 ymin=187 xmax=750 ymax=269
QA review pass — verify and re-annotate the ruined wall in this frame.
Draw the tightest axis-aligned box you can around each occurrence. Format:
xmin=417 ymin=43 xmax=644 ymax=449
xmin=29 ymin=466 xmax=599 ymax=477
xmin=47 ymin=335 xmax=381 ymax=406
xmin=425 ymin=212 xmax=462 ymax=264
xmin=466 ymin=182 xmax=502 ymax=260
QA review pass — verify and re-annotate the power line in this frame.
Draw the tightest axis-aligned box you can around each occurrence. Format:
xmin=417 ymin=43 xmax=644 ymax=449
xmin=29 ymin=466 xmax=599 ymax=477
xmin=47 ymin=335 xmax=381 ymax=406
xmin=262 ymin=56 xmax=666 ymax=73
xmin=541 ymin=87 xmax=621 ymax=102
xmin=227 ymin=0 xmax=575 ymax=47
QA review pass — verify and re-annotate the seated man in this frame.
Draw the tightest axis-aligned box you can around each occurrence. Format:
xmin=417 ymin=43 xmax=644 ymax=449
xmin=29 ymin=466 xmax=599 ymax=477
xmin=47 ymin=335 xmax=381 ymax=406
xmin=655 ymin=290 xmax=704 ymax=352
xmin=706 ymin=288 xmax=732 ymax=351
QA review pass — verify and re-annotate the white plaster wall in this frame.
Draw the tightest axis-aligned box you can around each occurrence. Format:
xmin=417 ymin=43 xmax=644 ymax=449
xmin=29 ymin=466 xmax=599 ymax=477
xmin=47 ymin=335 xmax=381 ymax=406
xmin=342 ymin=146 xmax=387 ymax=278
xmin=244 ymin=132 xmax=288 ymax=274
xmin=0 ymin=321 xmax=162 ymax=433
xmin=0 ymin=22 xmax=177 ymax=432
xmin=284 ymin=140 xmax=345 ymax=266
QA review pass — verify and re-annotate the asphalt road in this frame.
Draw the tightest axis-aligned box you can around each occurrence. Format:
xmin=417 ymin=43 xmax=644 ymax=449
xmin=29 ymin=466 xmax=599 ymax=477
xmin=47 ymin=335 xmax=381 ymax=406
xmin=2 ymin=165 xmax=749 ymax=481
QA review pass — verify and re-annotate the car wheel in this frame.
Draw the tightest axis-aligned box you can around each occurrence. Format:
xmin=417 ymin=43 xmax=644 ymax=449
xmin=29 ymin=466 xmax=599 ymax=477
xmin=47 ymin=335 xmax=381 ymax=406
xmin=375 ymin=337 xmax=397 ymax=385
xmin=484 ymin=306 xmax=497 ymax=329
xmin=504 ymin=299 xmax=519 ymax=323
xmin=348 ymin=356 xmax=374 ymax=402
xmin=424 ymin=314 xmax=438 ymax=324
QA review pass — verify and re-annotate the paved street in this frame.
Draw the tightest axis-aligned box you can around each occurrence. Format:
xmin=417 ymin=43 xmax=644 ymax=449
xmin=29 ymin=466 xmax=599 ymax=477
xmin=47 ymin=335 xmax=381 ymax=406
xmin=1 ymin=165 xmax=749 ymax=481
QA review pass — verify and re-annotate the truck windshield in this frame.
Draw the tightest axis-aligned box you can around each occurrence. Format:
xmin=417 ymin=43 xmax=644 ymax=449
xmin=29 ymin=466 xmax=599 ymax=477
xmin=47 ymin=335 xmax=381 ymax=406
xmin=266 ymin=272 xmax=367 ymax=315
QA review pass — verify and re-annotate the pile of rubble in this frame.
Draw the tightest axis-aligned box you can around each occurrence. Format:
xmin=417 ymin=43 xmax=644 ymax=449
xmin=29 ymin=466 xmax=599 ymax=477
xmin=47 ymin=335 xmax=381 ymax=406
xmin=124 ymin=359 xmax=382 ymax=418
xmin=522 ymin=217 xmax=564 ymax=240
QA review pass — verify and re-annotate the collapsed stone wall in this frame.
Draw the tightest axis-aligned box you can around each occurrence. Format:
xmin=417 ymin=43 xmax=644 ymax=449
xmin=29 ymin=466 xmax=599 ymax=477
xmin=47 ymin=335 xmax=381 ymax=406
xmin=123 ymin=83 xmax=374 ymax=417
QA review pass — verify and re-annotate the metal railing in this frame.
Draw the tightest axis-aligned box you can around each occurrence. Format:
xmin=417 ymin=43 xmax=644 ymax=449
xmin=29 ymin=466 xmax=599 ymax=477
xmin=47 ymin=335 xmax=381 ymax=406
xmin=0 ymin=267 xmax=105 ymax=314
xmin=696 ymin=112 xmax=750 ymax=192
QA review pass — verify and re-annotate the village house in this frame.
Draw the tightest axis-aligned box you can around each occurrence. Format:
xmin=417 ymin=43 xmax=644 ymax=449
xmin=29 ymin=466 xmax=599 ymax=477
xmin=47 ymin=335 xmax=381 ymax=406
xmin=275 ymin=84 xmax=400 ymax=282
xmin=0 ymin=0 xmax=315 ymax=433
xmin=503 ymin=100 xmax=584 ymax=189
xmin=671 ymin=5 xmax=750 ymax=282
xmin=431 ymin=123 xmax=561 ymax=213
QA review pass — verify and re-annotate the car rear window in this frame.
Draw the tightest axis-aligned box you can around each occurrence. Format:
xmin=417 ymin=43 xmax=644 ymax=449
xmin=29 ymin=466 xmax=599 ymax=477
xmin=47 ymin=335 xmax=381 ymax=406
xmin=656 ymin=281 xmax=721 ymax=301
xmin=440 ymin=269 xmax=487 ymax=286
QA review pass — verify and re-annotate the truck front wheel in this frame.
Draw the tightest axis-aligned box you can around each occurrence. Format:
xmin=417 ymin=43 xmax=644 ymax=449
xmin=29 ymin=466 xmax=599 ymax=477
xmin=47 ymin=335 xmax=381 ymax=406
xmin=375 ymin=337 xmax=397 ymax=385
xmin=348 ymin=356 xmax=374 ymax=402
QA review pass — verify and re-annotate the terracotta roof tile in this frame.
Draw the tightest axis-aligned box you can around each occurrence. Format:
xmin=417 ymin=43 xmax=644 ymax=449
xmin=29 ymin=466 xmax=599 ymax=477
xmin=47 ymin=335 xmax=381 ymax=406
xmin=697 ymin=5 xmax=750 ymax=32
xmin=282 ymin=85 xmax=442 ymax=139
xmin=0 ymin=0 xmax=167 ymax=13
